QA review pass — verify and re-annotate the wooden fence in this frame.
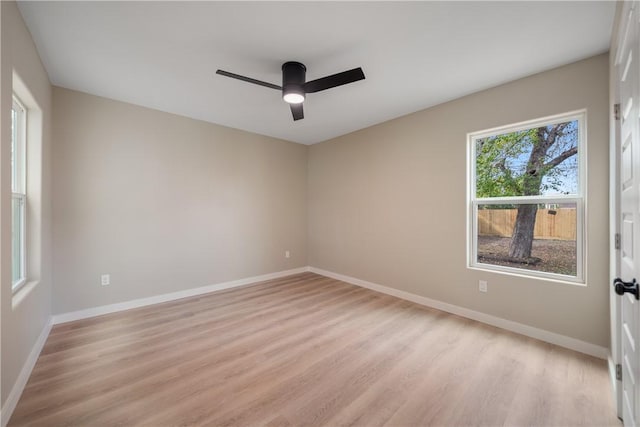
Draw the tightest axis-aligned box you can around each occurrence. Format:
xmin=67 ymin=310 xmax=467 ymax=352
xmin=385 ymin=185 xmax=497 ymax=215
xmin=477 ymin=208 xmax=576 ymax=240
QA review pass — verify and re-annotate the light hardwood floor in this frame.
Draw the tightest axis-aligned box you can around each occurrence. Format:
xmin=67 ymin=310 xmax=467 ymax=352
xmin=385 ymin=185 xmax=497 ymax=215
xmin=10 ymin=272 xmax=620 ymax=426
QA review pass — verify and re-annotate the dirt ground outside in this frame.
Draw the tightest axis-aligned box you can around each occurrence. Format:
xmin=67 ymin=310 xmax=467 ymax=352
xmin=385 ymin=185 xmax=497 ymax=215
xmin=477 ymin=236 xmax=577 ymax=276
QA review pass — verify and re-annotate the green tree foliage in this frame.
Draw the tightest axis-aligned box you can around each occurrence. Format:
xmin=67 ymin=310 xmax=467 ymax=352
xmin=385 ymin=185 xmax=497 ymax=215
xmin=476 ymin=129 xmax=534 ymax=198
xmin=476 ymin=122 xmax=578 ymax=199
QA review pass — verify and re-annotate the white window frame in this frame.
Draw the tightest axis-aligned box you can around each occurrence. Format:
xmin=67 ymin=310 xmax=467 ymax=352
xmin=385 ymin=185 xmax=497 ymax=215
xmin=12 ymin=95 xmax=27 ymax=292
xmin=467 ymin=110 xmax=587 ymax=284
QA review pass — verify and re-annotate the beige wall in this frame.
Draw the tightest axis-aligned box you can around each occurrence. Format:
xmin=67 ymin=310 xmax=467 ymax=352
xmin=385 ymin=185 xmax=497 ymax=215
xmin=1 ymin=1 xmax=53 ymax=405
xmin=308 ymin=54 xmax=610 ymax=347
xmin=52 ymin=88 xmax=307 ymax=314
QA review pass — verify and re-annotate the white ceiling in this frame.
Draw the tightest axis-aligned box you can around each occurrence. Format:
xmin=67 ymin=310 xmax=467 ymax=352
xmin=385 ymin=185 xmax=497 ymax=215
xmin=18 ymin=1 xmax=615 ymax=145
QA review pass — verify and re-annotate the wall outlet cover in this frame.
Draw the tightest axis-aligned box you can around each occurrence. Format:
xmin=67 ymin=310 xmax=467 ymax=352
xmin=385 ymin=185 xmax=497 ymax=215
xmin=479 ymin=280 xmax=488 ymax=293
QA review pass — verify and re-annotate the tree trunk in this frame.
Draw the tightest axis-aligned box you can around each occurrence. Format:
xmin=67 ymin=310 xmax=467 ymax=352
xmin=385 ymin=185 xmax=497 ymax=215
xmin=492 ymin=123 xmax=576 ymax=261
xmin=508 ymin=127 xmax=547 ymax=260
xmin=508 ymin=204 xmax=537 ymax=258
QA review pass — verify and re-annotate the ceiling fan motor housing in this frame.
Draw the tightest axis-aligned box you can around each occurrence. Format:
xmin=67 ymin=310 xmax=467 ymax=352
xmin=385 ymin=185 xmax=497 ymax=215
xmin=282 ymin=61 xmax=306 ymax=101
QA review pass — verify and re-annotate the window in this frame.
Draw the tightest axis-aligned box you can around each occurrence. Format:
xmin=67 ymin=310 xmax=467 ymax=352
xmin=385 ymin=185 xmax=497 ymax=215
xmin=468 ymin=111 xmax=585 ymax=283
xmin=12 ymin=95 xmax=26 ymax=291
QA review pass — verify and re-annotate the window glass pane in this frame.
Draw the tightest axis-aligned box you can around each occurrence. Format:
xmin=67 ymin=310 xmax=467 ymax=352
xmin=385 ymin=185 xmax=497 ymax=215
xmin=12 ymin=196 xmax=24 ymax=286
xmin=476 ymin=203 xmax=577 ymax=276
xmin=475 ymin=120 xmax=579 ymax=198
xmin=11 ymin=96 xmax=26 ymax=289
xmin=11 ymin=103 xmax=17 ymax=193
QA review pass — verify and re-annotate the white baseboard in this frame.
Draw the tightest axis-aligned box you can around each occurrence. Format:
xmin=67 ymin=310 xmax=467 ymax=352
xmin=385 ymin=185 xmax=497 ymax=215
xmin=52 ymin=267 xmax=310 ymax=325
xmin=1 ymin=317 xmax=53 ymax=427
xmin=308 ymin=267 xmax=609 ymax=359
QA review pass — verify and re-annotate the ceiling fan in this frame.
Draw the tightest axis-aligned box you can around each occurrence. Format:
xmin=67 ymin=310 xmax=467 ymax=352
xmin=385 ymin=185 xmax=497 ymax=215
xmin=216 ymin=62 xmax=365 ymax=121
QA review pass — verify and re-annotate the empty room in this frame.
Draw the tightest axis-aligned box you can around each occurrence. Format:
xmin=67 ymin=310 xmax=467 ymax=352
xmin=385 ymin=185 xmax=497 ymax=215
xmin=0 ymin=0 xmax=637 ymax=426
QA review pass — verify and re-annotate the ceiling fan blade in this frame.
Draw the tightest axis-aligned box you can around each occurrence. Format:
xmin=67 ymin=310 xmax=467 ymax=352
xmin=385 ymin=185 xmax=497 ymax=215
xmin=290 ymin=103 xmax=304 ymax=121
xmin=304 ymin=67 xmax=365 ymax=93
xmin=216 ymin=69 xmax=282 ymax=90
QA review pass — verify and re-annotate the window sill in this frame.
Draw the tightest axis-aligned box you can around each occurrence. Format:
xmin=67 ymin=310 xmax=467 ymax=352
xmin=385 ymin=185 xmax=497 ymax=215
xmin=468 ymin=264 xmax=586 ymax=287
xmin=12 ymin=278 xmax=27 ymax=294
xmin=12 ymin=279 xmax=40 ymax=310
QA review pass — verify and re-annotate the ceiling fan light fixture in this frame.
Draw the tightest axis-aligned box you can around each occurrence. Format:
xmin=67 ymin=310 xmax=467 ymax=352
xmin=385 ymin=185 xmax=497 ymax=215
xmin=283 ymin=91 xmax=305 ymax=104
xmin=216 ymin=60 xmax=365 ymax=121
xmin=282 ymin=62 xmax=306 ymax=105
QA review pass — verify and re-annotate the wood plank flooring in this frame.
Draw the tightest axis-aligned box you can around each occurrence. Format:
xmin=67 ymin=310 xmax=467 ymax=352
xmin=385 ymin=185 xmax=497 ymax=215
xmin=10 ymin=272 xmax=620 ymax=426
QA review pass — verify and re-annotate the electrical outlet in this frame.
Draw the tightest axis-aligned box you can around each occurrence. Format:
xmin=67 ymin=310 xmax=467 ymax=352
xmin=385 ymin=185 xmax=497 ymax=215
xmin=101 ymin=274 xmax=110 ymax=286
xmin=285 ymin=250 xmax=290 ymax=258
xmin=479 ymin=280 xmax=488 ymax=293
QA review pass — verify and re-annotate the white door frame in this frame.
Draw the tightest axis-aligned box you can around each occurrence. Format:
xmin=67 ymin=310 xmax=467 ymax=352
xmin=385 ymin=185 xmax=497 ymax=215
xmin=611 ymin=0 xmax=634 ymax=420
xmin=611 ymin=0 xmax=624 ymax=419
xmin=611 ymin=42 xmax=623 ymax=420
